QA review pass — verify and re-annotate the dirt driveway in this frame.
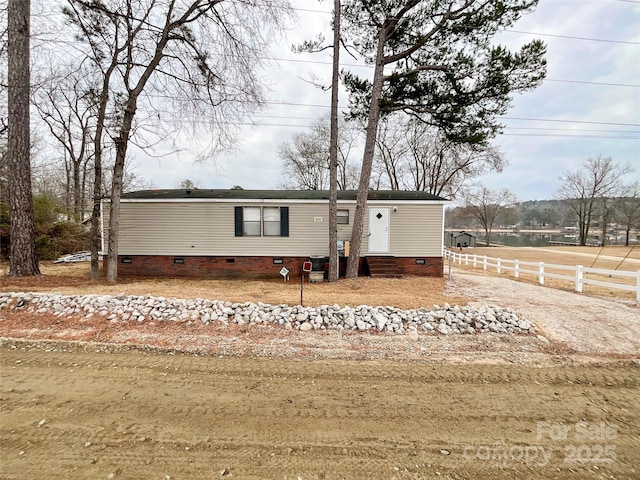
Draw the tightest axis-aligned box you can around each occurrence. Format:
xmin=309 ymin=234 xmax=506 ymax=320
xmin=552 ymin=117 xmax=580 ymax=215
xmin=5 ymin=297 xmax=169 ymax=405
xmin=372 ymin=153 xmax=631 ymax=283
xmin=1 ymin=262 xmax=639 ymax=479
xmin=448 ymin=269 xmax=640 ymax=356
xmin=1 ymin=342 xmax=638 ymax=480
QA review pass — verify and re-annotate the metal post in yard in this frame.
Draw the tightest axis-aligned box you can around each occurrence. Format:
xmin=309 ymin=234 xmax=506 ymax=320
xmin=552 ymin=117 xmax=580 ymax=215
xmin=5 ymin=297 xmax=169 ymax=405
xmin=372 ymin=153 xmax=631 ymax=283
xmin=448 ymin=254 xmax=451 ymax=280
xmin=497 ymin=258 xmax=501 ymax=274
xmin=483 ymin=256 xmax=487 ymax=271
xmin=300 ymin=265 xmax=304 ymax=306
xmin=576 ymin=265 xmax=583 ymax=293
xmin=539 ymin=262 xmax=545 ymax=285
xmin=515 ymin=259 xmax=520 ymax=278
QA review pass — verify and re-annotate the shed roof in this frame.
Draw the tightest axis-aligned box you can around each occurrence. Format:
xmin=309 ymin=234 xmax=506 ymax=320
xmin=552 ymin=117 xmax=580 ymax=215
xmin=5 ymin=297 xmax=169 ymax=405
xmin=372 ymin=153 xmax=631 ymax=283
xmin=122 ymin=189 xmax=448 ymax=201
xmin=450 ymin=231 xmax=477 ymax=238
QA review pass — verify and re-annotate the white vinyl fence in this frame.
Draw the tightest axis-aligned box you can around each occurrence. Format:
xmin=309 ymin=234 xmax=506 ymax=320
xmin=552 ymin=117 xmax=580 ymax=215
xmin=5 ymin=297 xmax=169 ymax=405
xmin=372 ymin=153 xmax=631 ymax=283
xmin=444 ymin=249 xmax=640 ymax=302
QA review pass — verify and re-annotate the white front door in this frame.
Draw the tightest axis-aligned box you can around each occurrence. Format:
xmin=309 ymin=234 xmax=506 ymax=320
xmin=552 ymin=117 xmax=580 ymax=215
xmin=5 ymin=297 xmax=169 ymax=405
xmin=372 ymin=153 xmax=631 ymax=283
xmin=368 ymin=207 xmax=390 ymax=253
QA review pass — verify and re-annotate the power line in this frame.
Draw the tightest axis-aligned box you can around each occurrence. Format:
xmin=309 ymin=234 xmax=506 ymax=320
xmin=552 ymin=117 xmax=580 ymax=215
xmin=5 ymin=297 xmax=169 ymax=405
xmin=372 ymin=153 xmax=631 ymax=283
xmin=506 ymin=30 xmax=639 ymax=45
xmin=286 ymin=2 xmax=640 ymax=45
xmin=260 ymin=101 xmax=640 ymax=128
xmin=544 ymin=78 xmax=639 ymax=88
xmin=177 ymin=119 xmax=640 ymax=139
xmin=501 ymin=133 xmax=639 ymax=139
xmin=501 ymin=116 xmax=640 ymax=127
xmin=270 ymin=55 xmax=639 ymax=87
xmin=240 ymin=115 xmax=640 ymax=136
xmin=504 ymin=126 xmax=640 ymax=134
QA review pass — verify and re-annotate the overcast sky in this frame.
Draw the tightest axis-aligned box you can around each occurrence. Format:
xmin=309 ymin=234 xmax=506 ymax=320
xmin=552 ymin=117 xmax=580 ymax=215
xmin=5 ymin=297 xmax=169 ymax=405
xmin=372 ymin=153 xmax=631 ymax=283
xmin=90 ymin=0 xmax=640 ymax=201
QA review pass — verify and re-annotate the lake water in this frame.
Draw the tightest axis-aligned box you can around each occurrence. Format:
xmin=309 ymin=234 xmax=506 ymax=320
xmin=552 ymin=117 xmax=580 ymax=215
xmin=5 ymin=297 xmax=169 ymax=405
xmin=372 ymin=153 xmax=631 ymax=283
xmin=471 ymin=232 xmax=633 ymax=247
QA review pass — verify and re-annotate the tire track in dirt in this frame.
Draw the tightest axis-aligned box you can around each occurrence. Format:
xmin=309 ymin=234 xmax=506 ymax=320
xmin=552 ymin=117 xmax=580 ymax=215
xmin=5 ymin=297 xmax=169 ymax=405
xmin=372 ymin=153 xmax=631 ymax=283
xmin=1 ymin=344 xmax=638 ymax=480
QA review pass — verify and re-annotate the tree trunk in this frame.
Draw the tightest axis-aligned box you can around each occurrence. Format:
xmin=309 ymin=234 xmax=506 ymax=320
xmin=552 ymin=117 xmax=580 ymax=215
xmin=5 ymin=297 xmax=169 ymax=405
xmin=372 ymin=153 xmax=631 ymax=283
xmin=106 ymin=101 xmax=137 ymax=283
xmin=89 ymin=152 xmax=102 ymax=280
xmin=89 ymin=118 xmax=104 ymax=280
xmin=484 ymin=227 xmax=491 ymax=247
xmin=64 ymin=153 xmax=72 ymax=219
xmin=345 ymin=24 xmax=386 ymax=279
xmin=7 ymin=0 xmax=40 ymax=277
xmin=328 ymin=0 xmax=340 ymax=283
xmin=73 ymin=160 xmax=82 ymax=220
xmin=90 ymin=80 xmax=112 ymax=280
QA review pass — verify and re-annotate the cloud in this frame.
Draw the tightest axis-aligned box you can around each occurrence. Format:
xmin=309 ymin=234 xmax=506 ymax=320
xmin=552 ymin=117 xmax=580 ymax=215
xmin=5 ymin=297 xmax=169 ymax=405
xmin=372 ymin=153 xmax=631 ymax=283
xmin=37 ymin=0 xmax=637 ymax=201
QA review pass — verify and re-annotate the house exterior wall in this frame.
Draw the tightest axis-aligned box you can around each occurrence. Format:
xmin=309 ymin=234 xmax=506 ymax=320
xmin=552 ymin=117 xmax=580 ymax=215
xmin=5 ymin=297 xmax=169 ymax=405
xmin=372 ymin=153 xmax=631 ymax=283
xmin=110 ymin=255 xmax=376 ymax=279
xmin=105 ymin=199 xmax=445 ymax=258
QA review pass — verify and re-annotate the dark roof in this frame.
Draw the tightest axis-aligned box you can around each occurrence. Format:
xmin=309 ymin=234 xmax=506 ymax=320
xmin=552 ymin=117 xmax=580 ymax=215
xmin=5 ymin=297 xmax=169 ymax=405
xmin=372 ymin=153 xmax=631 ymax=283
xmin=122 ymin=189 xmax=448 ymax=201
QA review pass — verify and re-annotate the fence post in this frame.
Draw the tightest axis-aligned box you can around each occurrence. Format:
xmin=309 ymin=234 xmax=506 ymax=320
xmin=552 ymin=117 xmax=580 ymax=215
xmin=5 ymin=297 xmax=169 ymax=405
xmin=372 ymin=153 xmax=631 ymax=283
xmin=473 ymin=254 xmax=477 ymax=268
xmin=497 ymin=258 xmax=501 ymax=274
xmin=483 ymin=256 xmax=487 ymax=271
xmin=576 ymin=265 xmax=583 ymax=293
xmin=515 ymin=259 xmax=520 ymax=278
xmin=538 ymin=262 xmax=545 ymax=285
xmin=465 ymin=253 xmax=469 ymax=266
xmin=636 ymin=270 xmax=640 ymax=303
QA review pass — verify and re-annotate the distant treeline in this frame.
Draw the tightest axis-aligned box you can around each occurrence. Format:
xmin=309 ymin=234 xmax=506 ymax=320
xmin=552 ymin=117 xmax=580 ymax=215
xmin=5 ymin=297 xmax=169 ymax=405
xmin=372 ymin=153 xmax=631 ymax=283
xmin=447 ymin=198 xmax=629 ymax=231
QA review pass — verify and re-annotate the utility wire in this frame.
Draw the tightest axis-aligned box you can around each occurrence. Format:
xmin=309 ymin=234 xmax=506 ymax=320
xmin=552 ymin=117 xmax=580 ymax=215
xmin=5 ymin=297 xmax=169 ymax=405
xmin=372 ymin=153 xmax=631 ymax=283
xmin=501 ymin=116 xmax=640 ymax=127
xmin=506 ymin=30 xmax=639 ymax=45
xmin=285 ymin=2 xmax=640 ymax=45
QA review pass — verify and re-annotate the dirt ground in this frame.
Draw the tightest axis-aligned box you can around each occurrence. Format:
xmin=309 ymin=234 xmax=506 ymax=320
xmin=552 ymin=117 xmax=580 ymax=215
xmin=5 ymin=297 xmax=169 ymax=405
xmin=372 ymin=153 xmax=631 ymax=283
xmin=1 ymin=342 xmax=638 ymax=480
xmin=1 ymin=248 xmax=639 ymax=479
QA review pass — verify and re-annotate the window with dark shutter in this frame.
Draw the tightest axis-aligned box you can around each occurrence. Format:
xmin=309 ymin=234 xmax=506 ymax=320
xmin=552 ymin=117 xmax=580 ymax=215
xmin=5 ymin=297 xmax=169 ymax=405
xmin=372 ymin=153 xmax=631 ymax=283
xmin=235 ymin=206 xmax=289 ymax=237
xmin=234 ymin=206 xmax=243 ymax=237
xmin=280 ymin=206 xmax=289 ymax=237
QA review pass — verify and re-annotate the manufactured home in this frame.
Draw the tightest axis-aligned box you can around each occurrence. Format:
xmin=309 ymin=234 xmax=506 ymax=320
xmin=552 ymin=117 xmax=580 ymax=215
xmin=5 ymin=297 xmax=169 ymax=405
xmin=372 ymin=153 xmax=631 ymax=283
xmin=103 ymin=189 xmax=447 ymax=279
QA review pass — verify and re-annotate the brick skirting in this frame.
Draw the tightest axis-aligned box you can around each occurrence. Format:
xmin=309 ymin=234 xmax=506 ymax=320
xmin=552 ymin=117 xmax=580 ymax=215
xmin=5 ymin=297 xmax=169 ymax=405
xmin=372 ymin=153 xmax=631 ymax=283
xmin=108 ymin=255 xmax=443 ymax=279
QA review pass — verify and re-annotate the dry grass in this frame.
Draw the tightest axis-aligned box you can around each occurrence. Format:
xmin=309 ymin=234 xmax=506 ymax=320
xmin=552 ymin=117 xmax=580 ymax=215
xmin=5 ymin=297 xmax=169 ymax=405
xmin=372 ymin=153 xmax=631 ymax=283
xmin=453 ymin=245 xmax=639 ymax=300
xmin=0 ymin=262 xmax=466 ymax=310
xmin=473 ymin=245 xmax=640 ymax=270
xmin=2 ymin=245 xmax=636 ymax=307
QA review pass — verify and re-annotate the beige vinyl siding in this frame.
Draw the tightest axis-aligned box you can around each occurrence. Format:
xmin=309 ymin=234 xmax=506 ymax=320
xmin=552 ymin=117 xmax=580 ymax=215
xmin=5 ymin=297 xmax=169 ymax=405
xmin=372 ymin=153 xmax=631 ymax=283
xmin=105 ymin=200 xmax=442 ymax=257
xmin=112 ymin=201 xmax=356 ymax=256
xmin=355 ymin=203 xmax=443 ymax=256
xmin=383 ymin=203 xmax=443 ymax=256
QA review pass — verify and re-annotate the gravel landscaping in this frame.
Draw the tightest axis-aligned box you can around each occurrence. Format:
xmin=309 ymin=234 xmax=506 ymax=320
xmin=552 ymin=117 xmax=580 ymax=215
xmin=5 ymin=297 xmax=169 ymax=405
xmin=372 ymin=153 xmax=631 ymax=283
xmin=0 ymin=291 xmax=534 ymax=335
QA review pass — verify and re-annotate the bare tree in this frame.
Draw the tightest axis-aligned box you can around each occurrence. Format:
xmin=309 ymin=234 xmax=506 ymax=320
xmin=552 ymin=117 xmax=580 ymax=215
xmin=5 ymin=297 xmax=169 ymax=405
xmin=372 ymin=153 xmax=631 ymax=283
xmin=374 ymin=115 xmax=505 ymax=197
xmin=291 ymin=1 xmax=345 ymax=281
xmin=373 ymin=116 xmax=411 ymax=191
xmin=278 ymin=115 xmax=360 ymax=191
xmin=617 ymin=182 xmax=640 ymax=247
xmin=279 ymin=129 xmax=330 ymax=190
xmin=177 ymin=179 xmax=200 ymax=190
xmin=7 ymin=0 xmax=40 ymax=276
xmin=462 ymin=187 xmax=518 ymax=246
xmin=64 ymin=0 xmax=291 ymax=282
xmin=556 ymin=156 xmax=633 ymax=246
xmin=326 ymin=0 xmax=342 ymax=282
xmin=34 ymin=66 xmax=96 ymax=220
